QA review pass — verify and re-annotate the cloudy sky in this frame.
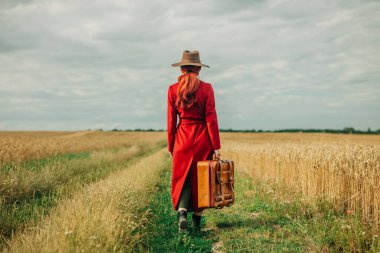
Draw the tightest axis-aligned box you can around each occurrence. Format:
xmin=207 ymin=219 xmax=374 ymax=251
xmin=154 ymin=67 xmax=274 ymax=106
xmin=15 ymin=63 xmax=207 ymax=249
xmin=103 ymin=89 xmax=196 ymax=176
xmin=0 ymin=0 xmax=379 ymax=131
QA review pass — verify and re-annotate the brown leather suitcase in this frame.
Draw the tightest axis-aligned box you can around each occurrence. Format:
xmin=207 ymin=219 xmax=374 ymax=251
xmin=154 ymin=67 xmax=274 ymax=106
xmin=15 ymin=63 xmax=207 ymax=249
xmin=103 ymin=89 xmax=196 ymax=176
xmin=197 ymin=157 xmax=235 ymax=209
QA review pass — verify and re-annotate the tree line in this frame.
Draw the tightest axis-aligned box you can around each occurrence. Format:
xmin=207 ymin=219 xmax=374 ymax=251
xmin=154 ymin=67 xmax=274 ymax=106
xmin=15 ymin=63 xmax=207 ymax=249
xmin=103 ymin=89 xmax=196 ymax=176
xmin=94 ymin=127 xmax=380 ymax=134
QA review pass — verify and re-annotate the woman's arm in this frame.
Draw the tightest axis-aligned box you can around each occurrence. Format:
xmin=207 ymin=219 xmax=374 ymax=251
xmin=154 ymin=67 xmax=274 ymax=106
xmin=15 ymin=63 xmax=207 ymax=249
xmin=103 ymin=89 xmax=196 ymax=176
xmin=167 ymin=86 xmax=177 ymax=155
xmin=205 ymin=84 xmax=221 ymax=151
xmin=214 ymin=149 xmax=221 ymax=159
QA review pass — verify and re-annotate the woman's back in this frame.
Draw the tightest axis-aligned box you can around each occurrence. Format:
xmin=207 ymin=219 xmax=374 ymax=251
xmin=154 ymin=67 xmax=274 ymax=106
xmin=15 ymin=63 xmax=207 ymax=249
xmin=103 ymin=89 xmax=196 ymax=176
xmin=168 ymin=80 xmax=213 ymax=122
xmin=168 ymin=79 xmax=220 ymax=151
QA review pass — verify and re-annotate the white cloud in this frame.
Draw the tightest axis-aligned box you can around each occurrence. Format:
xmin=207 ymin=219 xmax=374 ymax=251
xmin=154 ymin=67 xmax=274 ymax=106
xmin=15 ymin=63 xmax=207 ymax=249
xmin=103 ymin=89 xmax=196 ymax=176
xmin=0 ymin=0 xmax=379 ymax=130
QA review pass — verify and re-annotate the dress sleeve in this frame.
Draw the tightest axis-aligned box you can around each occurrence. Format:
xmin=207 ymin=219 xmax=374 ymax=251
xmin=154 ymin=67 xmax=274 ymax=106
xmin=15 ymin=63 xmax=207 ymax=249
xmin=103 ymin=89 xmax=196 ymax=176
xmin=205 ymin=84 xmax=221 ymax=150
xmin=167 ymin=86 xmax=177 ymax=153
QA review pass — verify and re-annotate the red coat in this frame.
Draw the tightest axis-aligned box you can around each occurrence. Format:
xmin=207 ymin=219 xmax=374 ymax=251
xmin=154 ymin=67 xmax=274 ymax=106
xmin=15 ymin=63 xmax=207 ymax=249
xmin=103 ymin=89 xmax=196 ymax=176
xmin=167 ymin=80 xmax=221 ymax=212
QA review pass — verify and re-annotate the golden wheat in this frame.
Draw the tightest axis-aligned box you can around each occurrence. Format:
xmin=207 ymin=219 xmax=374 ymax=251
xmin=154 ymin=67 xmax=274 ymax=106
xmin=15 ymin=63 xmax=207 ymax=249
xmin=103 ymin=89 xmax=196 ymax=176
xmin=0 ymin=145 xmax=142 ymax=203
xmin=0 ymin=131 xmax=165 ymax=166
xmin=221 ymin=133 xmax=380 ymax=227
xmin=3 ymin=149 xmax=168 ymax=253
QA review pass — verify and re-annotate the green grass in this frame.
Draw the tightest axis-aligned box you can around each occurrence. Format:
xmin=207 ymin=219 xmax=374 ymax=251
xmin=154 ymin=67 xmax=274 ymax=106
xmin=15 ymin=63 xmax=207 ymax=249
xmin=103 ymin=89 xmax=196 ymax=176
xmin=140 ymin=164 xmax=217 ymax=252
xmin=139 ymin=165 xmax=379 ymax=252
xmin=1 ymin=151 xmax=91 ymax=174
xmin=0 ymin=141 xmax=166 ymax=247
xmin=206 ymin=172 xmax=379 ymax=252
xmin=139 ymin=166 xmax=308 ymax=252
xmin=25 ymin=151 xmax=91 ymax=170
xmin=205 ymin=172 xmax=307 ymax=252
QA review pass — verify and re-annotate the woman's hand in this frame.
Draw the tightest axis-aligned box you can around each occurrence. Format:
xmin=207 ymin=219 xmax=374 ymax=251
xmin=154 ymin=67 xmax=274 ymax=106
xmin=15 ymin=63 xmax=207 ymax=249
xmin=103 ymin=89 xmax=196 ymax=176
xmin=214 ymin=149 xmax=221 ymax=159
xmin=168 ymin=151 xmax=173 ymax=157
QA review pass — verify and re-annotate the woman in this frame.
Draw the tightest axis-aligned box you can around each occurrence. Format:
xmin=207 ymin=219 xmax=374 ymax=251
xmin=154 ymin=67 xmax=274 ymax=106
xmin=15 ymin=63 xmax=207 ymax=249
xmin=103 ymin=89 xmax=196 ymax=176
xmin=167 ymin=50 xmax=221 ymax=232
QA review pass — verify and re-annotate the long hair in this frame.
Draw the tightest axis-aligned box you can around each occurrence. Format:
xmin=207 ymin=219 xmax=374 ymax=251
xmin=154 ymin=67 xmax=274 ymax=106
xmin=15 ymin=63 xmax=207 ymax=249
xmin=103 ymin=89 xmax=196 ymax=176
xmin=175 ymin=65 xmax=201 ymax=109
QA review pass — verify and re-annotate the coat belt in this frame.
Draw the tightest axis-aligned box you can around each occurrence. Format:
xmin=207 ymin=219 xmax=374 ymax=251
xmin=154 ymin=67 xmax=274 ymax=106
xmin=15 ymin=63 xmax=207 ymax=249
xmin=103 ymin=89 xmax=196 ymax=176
xmin=178 ymin=118 xmax=206 ymax=125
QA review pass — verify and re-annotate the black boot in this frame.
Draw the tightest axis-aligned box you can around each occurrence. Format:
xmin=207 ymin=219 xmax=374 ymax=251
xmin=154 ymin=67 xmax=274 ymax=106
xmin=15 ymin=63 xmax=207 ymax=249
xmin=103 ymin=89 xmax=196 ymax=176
xmin=178 ymin=210 xmax=188 ymax=232
xmin=192 ymin=214 xmax=202 ymax=231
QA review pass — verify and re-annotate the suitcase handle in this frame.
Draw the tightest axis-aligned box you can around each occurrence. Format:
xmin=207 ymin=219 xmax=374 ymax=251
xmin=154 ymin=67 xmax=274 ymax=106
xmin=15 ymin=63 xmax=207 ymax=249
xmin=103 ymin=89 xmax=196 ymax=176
xmin=212 ymin=153 xmax=220 ymax=160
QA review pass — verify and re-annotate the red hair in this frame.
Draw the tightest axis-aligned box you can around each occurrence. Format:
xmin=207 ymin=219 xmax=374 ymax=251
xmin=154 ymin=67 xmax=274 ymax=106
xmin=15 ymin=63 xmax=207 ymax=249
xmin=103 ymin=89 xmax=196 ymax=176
xmin=176 ymin=65 xmax=201 ymax=109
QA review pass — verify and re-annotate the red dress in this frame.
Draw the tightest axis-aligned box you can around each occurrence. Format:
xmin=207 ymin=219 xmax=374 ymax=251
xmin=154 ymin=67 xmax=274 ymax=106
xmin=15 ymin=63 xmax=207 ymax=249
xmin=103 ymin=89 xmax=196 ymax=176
xmin=167 ymin=80 xmax=221 ymax=212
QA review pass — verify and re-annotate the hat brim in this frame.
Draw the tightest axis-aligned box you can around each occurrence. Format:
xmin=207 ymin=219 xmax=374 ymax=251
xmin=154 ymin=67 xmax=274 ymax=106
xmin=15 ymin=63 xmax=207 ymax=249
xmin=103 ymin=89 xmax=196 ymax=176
xmin=171 ymin=62 xmax=210 ymax=68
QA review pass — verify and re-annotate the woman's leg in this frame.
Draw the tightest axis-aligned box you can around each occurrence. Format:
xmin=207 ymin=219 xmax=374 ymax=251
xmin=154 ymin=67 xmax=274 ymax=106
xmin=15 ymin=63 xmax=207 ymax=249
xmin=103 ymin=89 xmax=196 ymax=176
xmin=192 ymin=211 xmax=203 ymax=230
xmin=178 ymin=173 xmax=192 ymax=210
xmin=178 ymin=173 xmax=192 ymax=231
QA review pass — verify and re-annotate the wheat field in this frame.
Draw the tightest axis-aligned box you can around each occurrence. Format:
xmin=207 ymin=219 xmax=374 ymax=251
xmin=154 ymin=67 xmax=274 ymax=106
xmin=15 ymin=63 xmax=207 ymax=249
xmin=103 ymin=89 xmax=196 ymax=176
xmin=3 ymin=150 xmax=168 ymax=253
xmin=0 ymin=131 xmax=163 ymax=166
xmin=0 ymin=131 xmax=379 ymax=252
xmin=221 ymin=132 xmax=380 ymax=227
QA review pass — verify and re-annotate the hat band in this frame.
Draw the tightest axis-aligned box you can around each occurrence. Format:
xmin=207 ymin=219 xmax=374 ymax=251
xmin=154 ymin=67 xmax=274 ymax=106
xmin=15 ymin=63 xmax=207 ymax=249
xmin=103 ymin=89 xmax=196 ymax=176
xmin=181 ymin=59 xmax=201 ymax=64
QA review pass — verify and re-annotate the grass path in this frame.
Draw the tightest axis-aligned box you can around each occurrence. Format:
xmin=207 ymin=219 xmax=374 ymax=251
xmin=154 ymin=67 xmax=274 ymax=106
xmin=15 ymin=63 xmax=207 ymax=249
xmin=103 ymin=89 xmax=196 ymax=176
xmin=0 ymin=141 xmax=165 ymax=248
xmin=141 ymin=165 xmax=217 ymax=252
xmin=3 ymin=149 xmax=168 ymax=253
xmin=141 ymin=165 xmax=311 ymax=252
xmin=205 ymin=173 xmax=307 ymax=252
xmin=141 ymin=163 xmax=377 ymax=252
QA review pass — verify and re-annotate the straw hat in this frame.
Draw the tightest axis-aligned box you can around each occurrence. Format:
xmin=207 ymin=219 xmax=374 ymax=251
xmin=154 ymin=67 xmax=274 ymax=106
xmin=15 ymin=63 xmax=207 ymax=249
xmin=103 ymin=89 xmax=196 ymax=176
xmin=171 ymin=50 xmax=210 ymax=68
